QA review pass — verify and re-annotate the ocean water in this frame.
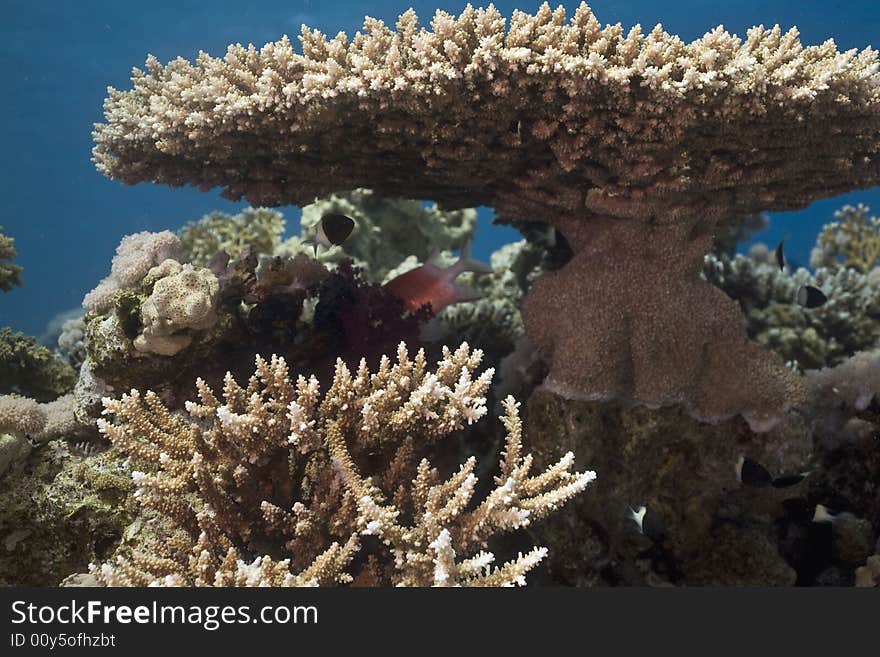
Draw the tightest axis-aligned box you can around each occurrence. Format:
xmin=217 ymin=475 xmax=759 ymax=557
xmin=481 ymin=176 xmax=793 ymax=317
xmin=1 ymin=0 xmax=878 ymax=337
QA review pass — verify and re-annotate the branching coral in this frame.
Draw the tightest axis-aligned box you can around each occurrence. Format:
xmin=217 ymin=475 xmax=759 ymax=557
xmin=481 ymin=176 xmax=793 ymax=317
xmin=810 ymin=205 xmax=880 ymax=273
xmin=0 ymin=225 xmax=22 ymax=292
xmin=704 ymin=251 xmax=880 ymax=370
xmin=178 ymin=207 xmax=286 ymax=266
xmin=92 ymin=3 xmax=880 ymax=427
xmin=91 ymin=342 xmax=593 ymax=586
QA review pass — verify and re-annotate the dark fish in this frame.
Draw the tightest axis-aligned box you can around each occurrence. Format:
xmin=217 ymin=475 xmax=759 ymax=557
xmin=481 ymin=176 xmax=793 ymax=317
xmin=796 ymin=285 xmax=827 ymax=309
xmin=303 ymin=213 xmax=356 ymax=255
xmin=320 ymin=213 xmax=355 ymax=245
xmin=628 ymin=505 xmax=668 ymax=543
xmin=775 ymin=240 xmax=785 ymax=271
xmin=782 ymin=498 xmax=814 ymax=522
xmin=771 ymin=472 xmax=809 ymax=489
xmin=736 ymin=456 xmax=773 ymax=487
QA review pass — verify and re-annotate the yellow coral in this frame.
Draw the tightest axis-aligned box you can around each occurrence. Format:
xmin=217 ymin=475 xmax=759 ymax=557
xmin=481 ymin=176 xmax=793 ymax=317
xmin=810 ymin=205 xmax=880 ymax=273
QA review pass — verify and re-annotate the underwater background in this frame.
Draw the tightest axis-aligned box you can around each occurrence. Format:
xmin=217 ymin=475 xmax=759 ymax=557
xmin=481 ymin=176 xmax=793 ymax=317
xmin=2 ymin=0 xmax=880 ymax=337
xmin=2 ymin=0 xmax=880 ymax=588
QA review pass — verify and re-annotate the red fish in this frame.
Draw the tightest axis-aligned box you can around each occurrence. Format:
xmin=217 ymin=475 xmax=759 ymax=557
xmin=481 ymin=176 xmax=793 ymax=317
xmin=384 ymin=242 xmax=492 ymax=313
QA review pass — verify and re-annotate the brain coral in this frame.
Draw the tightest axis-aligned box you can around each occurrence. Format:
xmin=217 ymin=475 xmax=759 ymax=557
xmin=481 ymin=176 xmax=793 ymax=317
xmin=92 ymin=3 xmax=880 ymax=429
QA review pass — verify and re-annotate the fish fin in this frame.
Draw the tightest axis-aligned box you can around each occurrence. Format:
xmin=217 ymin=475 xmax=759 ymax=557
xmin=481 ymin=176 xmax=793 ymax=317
xmin=450 ymin=240 xmax=492 ymax=277
xmin=300 ymin=235 xmax=319 ymax=257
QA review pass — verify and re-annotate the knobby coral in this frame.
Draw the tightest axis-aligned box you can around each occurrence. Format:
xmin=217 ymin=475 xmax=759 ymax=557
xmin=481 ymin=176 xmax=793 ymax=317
xmin=91 ymin=3 xmax=880 ymax=428
xmin=91 ymin=342 xmax=594 ymax=586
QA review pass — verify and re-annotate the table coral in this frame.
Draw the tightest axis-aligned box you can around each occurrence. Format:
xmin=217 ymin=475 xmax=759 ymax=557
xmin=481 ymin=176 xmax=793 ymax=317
xmin=91 ymin=3 xmax=880 ymax=428
xmin=91 ymin=342 xmax=594 ymax=586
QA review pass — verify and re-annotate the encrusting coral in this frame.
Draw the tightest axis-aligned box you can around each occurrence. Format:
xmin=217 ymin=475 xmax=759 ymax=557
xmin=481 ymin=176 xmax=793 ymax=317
xmin=91 ymin=3 xmax=880 ymax=429
xmin=0 ymin=225 xmax=23 ymax=292
xmin=90 ymin=342 xmax=594 ymax=586
xmin=810 ymin=205 xmax=880 ymax=273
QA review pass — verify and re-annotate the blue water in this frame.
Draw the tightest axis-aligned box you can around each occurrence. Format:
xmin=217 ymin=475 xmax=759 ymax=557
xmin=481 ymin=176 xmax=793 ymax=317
xmin=2 ymin=0 xmax=878 ymax=336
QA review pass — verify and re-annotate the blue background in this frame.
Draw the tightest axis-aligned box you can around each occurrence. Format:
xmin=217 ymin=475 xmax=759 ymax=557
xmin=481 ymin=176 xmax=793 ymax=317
xmin=2 ymin=1 xmax=879 ymax=336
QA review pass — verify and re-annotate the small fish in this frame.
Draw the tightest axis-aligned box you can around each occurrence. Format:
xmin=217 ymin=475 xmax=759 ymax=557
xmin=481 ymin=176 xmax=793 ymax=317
xmin=782 ymin=498 xmax=814 ymax=523
xmin=384 ymin=241 xmax=491 ymax=314
xmin=737 ymin=456 xmax=810 ymax=489
xmin=771 ymin=472 xmax=810 ymax=489
xmin=775 ymin=240 xmax=785 ymax=271
xmin=796 ymin=285 xmax=827 ymax=309
xmin=736 ymin=456 xmax=773 ymax=488
xmin=303 ymin=213 xmax=356 ymax=255
xmin=628 ymin=505 xmax=668 ymax=543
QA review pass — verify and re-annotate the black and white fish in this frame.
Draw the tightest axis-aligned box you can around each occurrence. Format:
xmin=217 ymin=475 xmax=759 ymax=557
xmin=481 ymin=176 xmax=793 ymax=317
xmin=628 ymin=505 xmax=668 ymax=543
xmin=736 ymin=456 xmax=809 ymax=489
xmin=796 ymin=285 xmax=827 ymax=309
xmin=303 ymin=213 xmax=356 ymax=255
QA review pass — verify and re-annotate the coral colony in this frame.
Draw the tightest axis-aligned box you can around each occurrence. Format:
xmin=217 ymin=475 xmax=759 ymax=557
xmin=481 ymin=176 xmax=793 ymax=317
xmin=2 ymin=3 xmax=880 ymax=587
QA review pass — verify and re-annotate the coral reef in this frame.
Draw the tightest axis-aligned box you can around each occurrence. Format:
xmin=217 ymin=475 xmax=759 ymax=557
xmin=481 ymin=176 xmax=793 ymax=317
xmin=178 ymin=207 xmax=286 ymax=266
xmin=0 ymin=394 xmax=47 ymax=437
xmin=810 ymin=204 xmax=880 ymax=273
xmin=0 ymin=444 xmax=135 ymax=586
xmin=805 ymin=350 xmax=880 ymax=412
xmin=90 ymin=342 xmax=593 ymax=586
xmin=0 ymin=225 xmax=22 ymax=292
xmin=0 ymin=328 xmax=78 ymax=402
xmin=520 ymin=389 xmax=811 ymax=586
xmin=92 ymin=4 xmax=880 ymax=427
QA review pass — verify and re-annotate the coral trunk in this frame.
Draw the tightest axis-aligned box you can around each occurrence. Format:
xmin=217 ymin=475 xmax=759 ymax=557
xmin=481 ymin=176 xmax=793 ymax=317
xmin=522 ymin=216 xmax=804 ymax=430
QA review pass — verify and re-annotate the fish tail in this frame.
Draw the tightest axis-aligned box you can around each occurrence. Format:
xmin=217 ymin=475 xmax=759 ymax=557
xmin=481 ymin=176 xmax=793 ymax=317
xmin=450 ymin=239 xmax=492 ymax=277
